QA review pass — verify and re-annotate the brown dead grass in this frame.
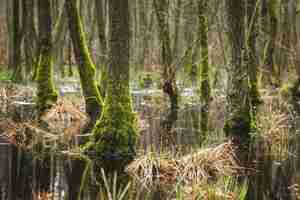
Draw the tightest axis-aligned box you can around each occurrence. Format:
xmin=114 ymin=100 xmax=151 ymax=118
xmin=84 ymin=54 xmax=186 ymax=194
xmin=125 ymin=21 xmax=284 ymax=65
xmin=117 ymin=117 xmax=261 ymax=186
xmin=0 ymin=98 xmax=88 ymax=150
xmin=126 ymin=141 xmax=240 ymax=190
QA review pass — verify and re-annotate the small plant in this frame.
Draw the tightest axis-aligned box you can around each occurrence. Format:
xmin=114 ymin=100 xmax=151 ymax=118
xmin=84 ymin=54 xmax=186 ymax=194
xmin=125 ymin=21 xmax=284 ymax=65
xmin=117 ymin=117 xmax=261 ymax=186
xmin=0 ymin=68 xmax=12 ymax=81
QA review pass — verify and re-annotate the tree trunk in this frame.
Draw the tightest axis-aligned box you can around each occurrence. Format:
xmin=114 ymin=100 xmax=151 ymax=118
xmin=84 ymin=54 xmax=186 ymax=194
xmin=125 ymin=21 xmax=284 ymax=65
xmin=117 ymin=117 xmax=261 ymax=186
xmin=224 ymin=0 xmax=251 ymax=140
xmin=198 ymin=0 xmax=211 ymax=144
xmin=53 ymin=1 xmax=69 ymax=79
xmin=91 ymin=0 xmax=137 ymax=173
xmin=36 ymin=0 xmax=58 ymax=116
xmin=95 ymin=0 xmax=108 ymax=97
xmin=173 ymin=0 xmax=182 ymax=58
xmin=11 ymin=0 xmax=23 ymax=82
xmin=247 ymin=0 xmax=261 ymax=106
xmin=279 ymin=0 xmax=291 ymax=80
xmin=154 ymin=0 xmax=179 ymax=148
xmin=65 ymin=0 xmax=103 ymax=127
xmin=264 ymin=0 xmax=279 ymax=87
xmin=289 ymin=0 xmax=300 ymax=112
xmin=23 ymin=0 xmax=37 ymax=78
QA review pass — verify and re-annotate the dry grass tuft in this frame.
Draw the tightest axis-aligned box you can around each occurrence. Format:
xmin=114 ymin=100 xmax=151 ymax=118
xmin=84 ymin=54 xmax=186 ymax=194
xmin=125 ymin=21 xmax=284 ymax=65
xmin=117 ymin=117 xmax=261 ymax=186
xmin=126 ymin=141 xmax=240 ymax=190
xmin=179 ymin=141 xmax=239 ymax=184
xmin=41 ymin=99 xmax=88 ymax=137
xmin=126 ymin=152 xmax=179 ymax=189
xmin=257 ymin=99 xmax=293 ymax=159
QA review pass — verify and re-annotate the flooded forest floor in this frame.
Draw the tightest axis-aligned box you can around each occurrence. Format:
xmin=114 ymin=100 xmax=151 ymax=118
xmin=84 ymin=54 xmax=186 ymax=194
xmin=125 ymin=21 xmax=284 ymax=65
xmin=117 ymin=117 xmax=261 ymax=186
xmin=0 ymin=82 xmax=300 ymax=200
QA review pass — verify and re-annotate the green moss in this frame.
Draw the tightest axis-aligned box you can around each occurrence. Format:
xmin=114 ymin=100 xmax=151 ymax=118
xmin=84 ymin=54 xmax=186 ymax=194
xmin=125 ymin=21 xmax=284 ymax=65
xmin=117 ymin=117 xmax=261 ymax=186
xmin=0 ymin=68 xmax=12 ymax=81
xmin=88 ymin=80 xmax=138 ymax=172
xmin=99 ymin=65 xmax=108 ymax=97
xmin=198 ymin=1 xmax=211 ymax=143
xmin=269 ymin=0 xmax=278 ymax=18
xmin=75 ymin=21 xmax=102 ymax=110
xmin=36 ymin=53 xmax=58 ymax=116
xmin=66 ymin=0 xmax=103 ymax=123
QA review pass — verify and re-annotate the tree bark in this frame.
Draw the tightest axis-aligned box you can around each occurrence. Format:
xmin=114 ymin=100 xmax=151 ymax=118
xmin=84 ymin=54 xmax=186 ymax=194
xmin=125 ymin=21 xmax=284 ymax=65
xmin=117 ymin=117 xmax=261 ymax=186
xmin=11 ymin=0 xmax=23 ymax=82
xmin=95 ymin=0 xmax=108 ymax=97
xmin=65 ymin=0 xmax=103 ymax=127
xmin=247 ymin=0 xmax=261 ymax=106
xmin=224 ymin=0 xmax=251 ymax=140
xmin=23 ymin=0 xmax=37 ymax=78
xmin=91 ymin=0 xmax=137 ymax=173
xmin=154 ymin=0 xmax=179 ymax=148
xmin=198 ymin=0 xmax=211 ymax=144
xmin=263 ymin=0 xmax=278 ymax=87
xmin=36 ymin=0 xmax=58 ymax=116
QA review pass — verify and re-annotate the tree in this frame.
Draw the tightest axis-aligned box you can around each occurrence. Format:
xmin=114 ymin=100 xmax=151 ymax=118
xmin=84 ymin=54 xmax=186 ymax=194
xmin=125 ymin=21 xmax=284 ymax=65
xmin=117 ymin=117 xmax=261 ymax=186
xmin=246 ymin=0 xmax=261 ymax=107
xmin=36 ymin=0 xmax=58 ymax=115
xmin=198 ymin=0 xmax=211 ymax=143
xmin=23 ymin=0 xmax=37 ymax=78
xmin=90 ymin=0 xmax=138 ymax=172
xmin=95 ymin=0 xmax=108 ymax=97
xmin=154 ymin=0 xmax=179 ymax=147
xmin=289 ymin=0 xmax=300 ymax=112
xmin=173 ymin=0 xmax=182 ymax=58
xmin=263 ymin=0 xmax=279 ymax=87
xmin=279 ymin=0 xmax=292 ymax=78
xmin=224 ymin=0 xmax=251 ymax=140
xmin=10 ymin=0 xmax=23 ymax=82
xmin=65 ymin=0 xmax=103 ymax=127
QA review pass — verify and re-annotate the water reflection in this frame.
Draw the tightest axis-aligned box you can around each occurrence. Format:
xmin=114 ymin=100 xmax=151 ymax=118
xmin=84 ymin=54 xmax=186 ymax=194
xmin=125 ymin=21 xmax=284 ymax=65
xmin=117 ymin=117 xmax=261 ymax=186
xmin=0 ymin=88 xmax=299 ymax=199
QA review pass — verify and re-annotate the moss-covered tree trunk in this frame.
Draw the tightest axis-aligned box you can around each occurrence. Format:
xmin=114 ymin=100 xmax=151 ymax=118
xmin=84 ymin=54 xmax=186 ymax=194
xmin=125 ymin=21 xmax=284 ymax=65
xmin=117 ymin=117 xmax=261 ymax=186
xmin=90 ymin=0 xmax=137 ymax=172
xmin=247 ymin=0 xmax=261 ymax=107
xmin=264 ymin=0 xmax=279 ymax=87
xmin=198 ymin=0 xmax=211 ymax=144
xmin=279 ymin=0 xmax=291 ymax=79
xmin=289 ymin=1 xmax=300 ymax=113
xmin=65 ymin=0 xmax=103 ymax=126
xmin=183 ymin=0 xmax=198 ymax=84
xmin=173 ymin=0 xmax=182 ymax=58
xmin=11 ymin=0 xmax=23 ymax=82
xmin=95 ymin=0 xmax=108 ymax=97
xmin=224 ymin=0 xmax=251 ymax=140
xmin=23 ymin=0 xmax=37 ymax=78
xmin=53 ymin=2 xmax=69 ymax=79
xmin=36 ymin=0 xmax=58 ymax=116
xmin=154 ymin=0 xmax=179 ymax=147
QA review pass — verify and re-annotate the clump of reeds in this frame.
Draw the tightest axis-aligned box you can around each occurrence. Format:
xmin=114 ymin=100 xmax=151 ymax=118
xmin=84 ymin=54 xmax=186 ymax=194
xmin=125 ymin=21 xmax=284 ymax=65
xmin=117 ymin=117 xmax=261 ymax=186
xmin=0 ymin=98 xmax=88 ymax=149
xmin=178 ymin=141 xmax=240 ymax=184
xmin=257 ymin=99 xmax=294 ymax=159
xmin=126 ymin=152 xmax=178 ymax=189
xmin=126 ymin=141 xmax=240 ymax=190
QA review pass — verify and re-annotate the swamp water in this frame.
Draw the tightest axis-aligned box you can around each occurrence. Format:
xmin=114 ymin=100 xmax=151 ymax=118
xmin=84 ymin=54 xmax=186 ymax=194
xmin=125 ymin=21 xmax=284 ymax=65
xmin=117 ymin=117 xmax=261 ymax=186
xmin=0 ymin=85 xmax=299 ymax=200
